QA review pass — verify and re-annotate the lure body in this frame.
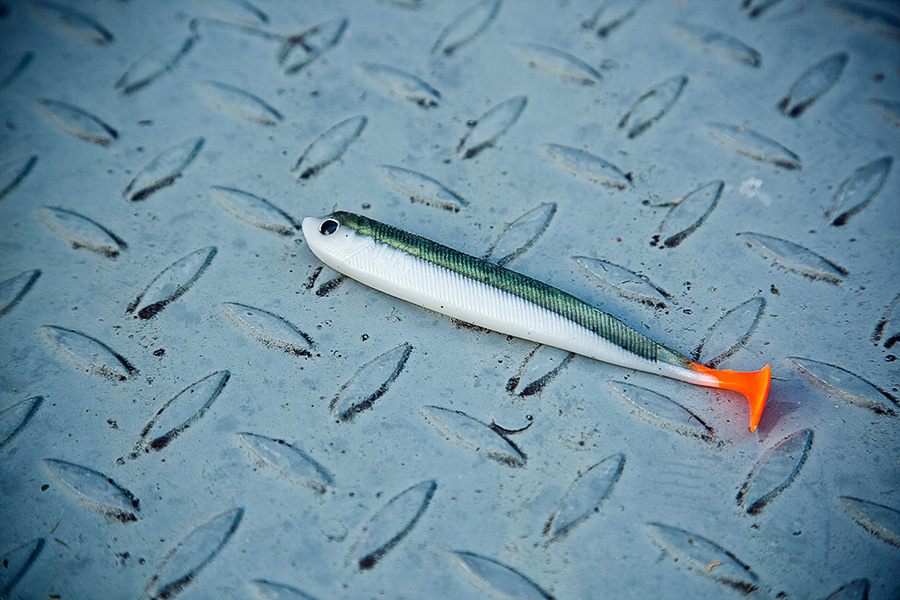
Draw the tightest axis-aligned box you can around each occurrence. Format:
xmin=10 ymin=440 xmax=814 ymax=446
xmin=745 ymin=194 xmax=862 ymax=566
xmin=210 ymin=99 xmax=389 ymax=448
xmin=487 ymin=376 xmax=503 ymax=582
xmin=302 ymin=211 xmax=771 ymax=431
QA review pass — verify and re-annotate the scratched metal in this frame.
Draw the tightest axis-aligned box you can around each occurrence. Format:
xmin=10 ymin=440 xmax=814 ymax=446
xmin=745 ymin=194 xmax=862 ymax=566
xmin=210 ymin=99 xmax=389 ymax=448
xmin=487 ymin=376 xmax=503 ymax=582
xmin=1 ymin=1 xmax=898 ymax=599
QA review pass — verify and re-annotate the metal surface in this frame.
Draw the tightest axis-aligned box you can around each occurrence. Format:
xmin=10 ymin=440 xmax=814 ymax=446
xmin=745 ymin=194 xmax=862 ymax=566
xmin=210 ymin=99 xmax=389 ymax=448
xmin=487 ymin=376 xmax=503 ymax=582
xmin=1 ymin=1 xmax=899 ymax=598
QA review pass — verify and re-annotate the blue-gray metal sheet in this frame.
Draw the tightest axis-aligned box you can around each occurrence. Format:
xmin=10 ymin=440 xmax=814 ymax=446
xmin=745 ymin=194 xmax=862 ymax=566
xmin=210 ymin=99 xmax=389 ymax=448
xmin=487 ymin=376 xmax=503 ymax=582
xmin=1 ymin=1 xmax=898 ymax=599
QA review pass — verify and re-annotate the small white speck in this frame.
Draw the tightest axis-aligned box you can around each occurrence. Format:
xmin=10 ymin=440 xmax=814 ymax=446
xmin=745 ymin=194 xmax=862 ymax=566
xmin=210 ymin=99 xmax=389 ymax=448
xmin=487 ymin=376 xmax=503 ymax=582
xmin=738 ymin=178 xmax=772 ymax=206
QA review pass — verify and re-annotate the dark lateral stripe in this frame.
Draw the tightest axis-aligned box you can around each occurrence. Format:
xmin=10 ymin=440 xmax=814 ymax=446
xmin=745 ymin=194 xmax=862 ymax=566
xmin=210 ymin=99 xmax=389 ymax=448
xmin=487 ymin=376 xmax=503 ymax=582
xmin=333 ymin=212 xmax=692 ymax=368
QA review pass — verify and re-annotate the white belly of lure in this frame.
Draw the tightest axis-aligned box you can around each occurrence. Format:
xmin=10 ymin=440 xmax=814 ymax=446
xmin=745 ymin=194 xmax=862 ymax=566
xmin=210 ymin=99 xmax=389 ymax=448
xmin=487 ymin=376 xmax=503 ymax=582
xmin=302 ymin=212 xmax=771 ymax=431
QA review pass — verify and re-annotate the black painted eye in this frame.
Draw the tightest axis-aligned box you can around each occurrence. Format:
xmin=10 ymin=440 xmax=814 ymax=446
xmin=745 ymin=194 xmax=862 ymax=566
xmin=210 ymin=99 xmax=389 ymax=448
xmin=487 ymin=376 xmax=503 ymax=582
xmin=319 ymin=218 xmax=339 ymax=235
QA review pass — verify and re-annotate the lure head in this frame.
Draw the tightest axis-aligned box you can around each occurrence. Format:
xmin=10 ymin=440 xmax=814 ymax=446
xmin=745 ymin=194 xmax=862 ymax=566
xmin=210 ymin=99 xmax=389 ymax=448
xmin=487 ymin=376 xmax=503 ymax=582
xmin=302 ymin=212 xmax=368 ymax=270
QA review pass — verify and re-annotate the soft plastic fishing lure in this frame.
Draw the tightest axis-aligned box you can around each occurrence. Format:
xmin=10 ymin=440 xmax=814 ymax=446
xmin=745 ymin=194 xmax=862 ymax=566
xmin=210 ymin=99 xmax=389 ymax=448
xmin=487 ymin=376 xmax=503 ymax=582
xmin=302 ymin=211 xmax=771 ymax=431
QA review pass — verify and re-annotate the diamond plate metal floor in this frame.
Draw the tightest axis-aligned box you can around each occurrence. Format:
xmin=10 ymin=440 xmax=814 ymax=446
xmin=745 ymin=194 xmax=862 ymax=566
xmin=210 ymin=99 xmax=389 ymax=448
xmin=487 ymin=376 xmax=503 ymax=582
xmin=1 ymin=1 xmax=898 ymax=599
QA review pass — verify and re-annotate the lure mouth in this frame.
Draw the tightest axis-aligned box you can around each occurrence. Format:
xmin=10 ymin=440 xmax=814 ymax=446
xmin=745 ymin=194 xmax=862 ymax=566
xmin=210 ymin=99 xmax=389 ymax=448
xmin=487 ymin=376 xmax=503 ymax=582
xmin=692 ymin=364 xmax=772 ymax=432
xmin=301 ymin=216 xmax=325 ymax=240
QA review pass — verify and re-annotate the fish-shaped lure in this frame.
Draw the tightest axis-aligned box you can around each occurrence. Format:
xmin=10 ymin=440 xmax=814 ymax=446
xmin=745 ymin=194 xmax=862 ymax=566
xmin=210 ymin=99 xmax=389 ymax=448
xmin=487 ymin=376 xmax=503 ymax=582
xmin=302 ymin=212 xmax=771 ymax=431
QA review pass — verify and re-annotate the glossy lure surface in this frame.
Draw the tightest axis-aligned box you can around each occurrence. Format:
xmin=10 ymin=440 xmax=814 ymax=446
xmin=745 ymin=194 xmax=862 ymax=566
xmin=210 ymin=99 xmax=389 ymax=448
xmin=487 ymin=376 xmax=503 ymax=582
xmin=302 ymin=211 xmax=771 ymax=431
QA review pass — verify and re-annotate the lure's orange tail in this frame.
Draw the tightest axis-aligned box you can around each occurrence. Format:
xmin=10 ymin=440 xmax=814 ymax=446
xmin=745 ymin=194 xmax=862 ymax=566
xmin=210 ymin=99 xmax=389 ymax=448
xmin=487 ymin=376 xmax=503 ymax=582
xmin=692 ymin=364 xmax=772 ymax=432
